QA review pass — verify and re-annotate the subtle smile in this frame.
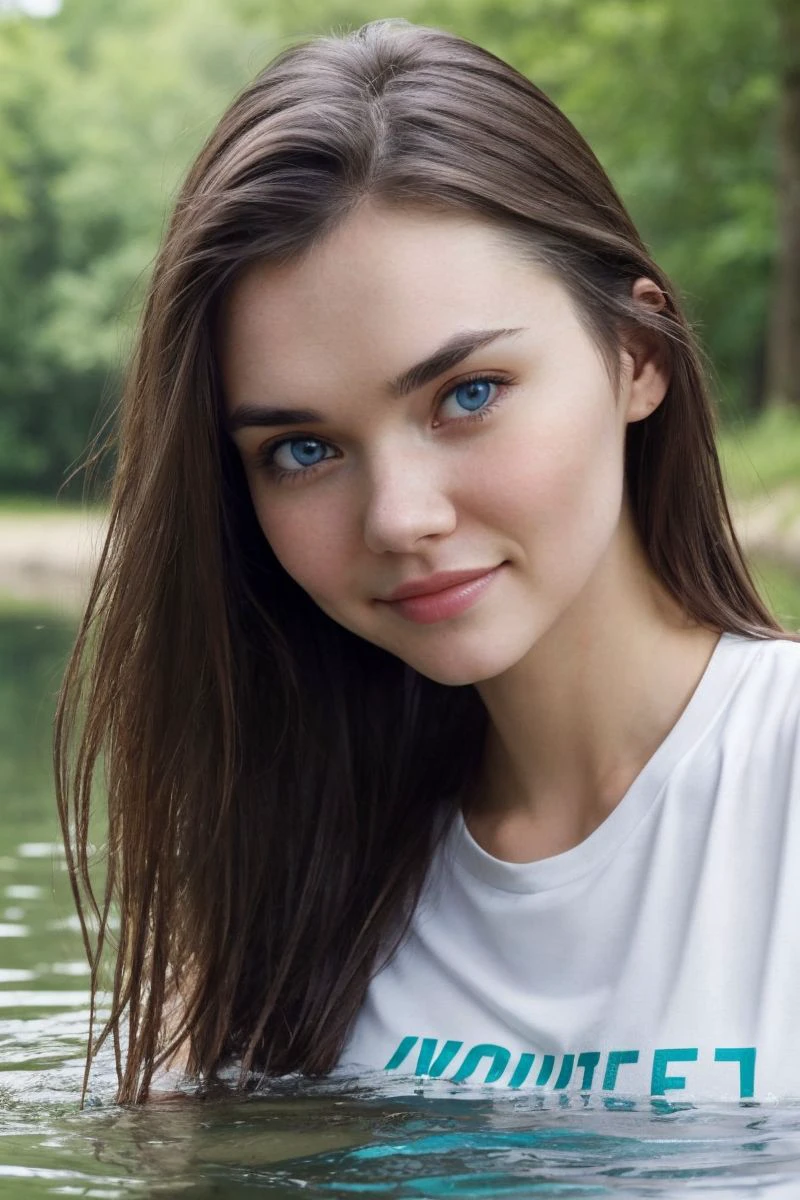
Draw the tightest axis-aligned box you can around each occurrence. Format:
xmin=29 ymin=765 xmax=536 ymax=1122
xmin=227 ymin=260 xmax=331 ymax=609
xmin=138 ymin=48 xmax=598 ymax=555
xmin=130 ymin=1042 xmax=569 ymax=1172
xmin=378 ymin=564 xmax=507 ymax=625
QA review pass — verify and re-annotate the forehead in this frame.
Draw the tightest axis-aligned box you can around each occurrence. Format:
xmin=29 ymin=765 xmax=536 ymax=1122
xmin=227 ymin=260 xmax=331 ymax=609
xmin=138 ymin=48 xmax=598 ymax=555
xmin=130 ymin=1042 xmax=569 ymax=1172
xmin=218 ymin=204 xmax=567 ymax=403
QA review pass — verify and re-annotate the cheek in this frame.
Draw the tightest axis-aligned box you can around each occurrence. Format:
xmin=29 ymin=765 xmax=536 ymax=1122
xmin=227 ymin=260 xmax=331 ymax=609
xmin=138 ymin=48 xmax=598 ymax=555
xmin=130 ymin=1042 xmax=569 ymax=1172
xmin=252 ymin=489 xmax=353 ymax=601
xmin=469 ymin=389 xmax=624 ymax=554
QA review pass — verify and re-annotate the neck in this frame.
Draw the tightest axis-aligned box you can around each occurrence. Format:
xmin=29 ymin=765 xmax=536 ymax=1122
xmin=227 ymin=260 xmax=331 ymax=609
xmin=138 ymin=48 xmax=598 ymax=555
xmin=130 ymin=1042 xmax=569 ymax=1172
xmin=466 ymin=511 xmax=721 ymax=863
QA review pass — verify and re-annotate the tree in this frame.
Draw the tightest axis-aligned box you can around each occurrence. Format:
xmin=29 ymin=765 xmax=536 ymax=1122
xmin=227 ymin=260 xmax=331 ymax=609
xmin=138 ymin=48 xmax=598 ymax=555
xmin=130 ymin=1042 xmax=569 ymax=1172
xmin=766 ymin=0 xmax=800 ymax=408
xmin=0 ymin=0 xmax=791 ymax=493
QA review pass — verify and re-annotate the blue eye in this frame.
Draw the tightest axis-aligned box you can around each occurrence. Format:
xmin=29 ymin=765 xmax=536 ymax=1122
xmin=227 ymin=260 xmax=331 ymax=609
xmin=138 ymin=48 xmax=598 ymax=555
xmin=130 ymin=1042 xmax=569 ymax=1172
xmin=437 ymin=373 xmax=508 ymax=423
xmin=444 ymin=378 xmax=494 ymax=414
xmin=269 ymin=437 xmax=333 ymax=474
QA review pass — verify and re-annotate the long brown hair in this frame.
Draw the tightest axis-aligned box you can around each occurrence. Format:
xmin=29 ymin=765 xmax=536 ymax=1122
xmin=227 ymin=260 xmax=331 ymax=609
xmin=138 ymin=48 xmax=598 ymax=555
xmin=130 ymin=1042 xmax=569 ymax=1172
xmin=54 ymin=17 xmax=794 ymax=1109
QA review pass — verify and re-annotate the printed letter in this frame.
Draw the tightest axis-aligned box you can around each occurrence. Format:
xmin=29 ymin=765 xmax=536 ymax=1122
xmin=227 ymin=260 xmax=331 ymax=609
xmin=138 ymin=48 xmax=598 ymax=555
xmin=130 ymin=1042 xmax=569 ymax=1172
xmin=385 ymin=1036 xmax=418 ymax=1071
xmin=714 ymin=1047 xmax=756 ymax=1099
xmin=536 ymin=1054 xmax=555 ymax=1086
xmin=553 ymin=1054 xmax=575 ymax=1089
xmin=602 ymin=1050 xmax=639 ymax=1091
xmin=651 ymin=1048 xmax=698 ymax=1095
xmin=452 ymin=1043 xmax=511 ymax=1084
xmin=416 ymin=1038 xmax=464 ymax=1078
xmin=576 ymin=1051 xmax=601 ymax=1091
xmin=509 ymin=1053 xmax=536 ymax=1089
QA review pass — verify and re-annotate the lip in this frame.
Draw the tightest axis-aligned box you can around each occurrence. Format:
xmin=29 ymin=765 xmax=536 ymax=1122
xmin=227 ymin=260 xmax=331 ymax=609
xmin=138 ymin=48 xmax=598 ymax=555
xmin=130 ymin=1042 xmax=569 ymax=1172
xmin=379 ymin=564 xmax=506 ymax=625
xmin=381 ymin=566 xmax=503 ymax=603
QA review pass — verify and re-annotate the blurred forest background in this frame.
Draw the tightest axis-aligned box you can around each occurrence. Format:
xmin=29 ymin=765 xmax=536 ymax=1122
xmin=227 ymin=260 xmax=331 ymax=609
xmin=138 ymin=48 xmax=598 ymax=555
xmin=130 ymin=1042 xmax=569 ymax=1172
xmin=0 ymin=0 xmax=799 ymax=500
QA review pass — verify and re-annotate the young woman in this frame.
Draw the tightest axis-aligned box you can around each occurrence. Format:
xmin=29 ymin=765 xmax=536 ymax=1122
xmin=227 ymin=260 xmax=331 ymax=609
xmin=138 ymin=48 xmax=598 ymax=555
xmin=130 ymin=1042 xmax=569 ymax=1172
xmin=55 ymin=17 xmax=800 ymax=1109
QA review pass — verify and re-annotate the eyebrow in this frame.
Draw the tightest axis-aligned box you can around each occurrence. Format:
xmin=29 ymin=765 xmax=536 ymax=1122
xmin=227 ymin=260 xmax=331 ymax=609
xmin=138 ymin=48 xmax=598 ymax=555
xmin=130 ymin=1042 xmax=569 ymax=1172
xmin=226 ymin=327 xmax=526 ymax=433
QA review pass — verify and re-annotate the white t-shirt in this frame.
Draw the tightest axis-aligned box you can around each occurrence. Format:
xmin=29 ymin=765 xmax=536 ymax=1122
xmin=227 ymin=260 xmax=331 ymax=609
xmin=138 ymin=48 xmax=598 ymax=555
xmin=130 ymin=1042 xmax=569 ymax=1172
xmin=339 ymin=631 xmax=800 ymax=1102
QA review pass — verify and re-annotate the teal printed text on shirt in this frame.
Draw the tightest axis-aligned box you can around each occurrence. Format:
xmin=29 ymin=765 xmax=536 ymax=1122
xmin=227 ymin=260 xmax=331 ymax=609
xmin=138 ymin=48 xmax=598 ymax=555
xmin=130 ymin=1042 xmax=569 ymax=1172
xmin=384 ymin=1037 xmax=756 ymax=1099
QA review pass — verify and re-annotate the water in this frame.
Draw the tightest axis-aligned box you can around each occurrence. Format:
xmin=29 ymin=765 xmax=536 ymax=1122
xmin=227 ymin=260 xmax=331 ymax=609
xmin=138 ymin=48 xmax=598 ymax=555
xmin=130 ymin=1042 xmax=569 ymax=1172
xmin=5 ymin=610 xmax=800 ymax=1198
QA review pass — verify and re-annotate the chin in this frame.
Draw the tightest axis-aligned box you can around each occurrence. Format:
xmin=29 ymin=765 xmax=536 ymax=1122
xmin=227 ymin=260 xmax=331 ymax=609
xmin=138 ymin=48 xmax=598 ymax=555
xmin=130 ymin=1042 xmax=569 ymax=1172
xmin=399 ymin=636 xmax=534 ymax=688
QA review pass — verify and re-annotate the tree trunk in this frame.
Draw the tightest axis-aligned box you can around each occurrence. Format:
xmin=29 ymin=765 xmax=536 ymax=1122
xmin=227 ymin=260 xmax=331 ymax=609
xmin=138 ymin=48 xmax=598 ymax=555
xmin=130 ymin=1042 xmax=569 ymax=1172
xmin=766 ymin=0 xmax=800 ymax=408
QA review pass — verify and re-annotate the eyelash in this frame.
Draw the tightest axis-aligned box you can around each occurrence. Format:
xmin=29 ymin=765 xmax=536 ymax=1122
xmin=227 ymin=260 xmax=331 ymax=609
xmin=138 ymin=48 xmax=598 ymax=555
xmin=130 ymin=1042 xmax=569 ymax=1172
xmin=254 ymin=371 xmax=515 ymax=486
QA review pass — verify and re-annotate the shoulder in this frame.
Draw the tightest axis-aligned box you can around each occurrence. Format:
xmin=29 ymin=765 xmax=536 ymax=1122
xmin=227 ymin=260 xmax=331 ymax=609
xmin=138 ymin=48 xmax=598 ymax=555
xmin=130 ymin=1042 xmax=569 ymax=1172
xmin=723 ymin=632 xmax=800 ymax=755
xmin=724 ymin=631 xmax=800 ymax=685
xmin=684 ymin=635 xmax=800 ymax=831
xmin=739 ymin=632 xmax=800 ymax=695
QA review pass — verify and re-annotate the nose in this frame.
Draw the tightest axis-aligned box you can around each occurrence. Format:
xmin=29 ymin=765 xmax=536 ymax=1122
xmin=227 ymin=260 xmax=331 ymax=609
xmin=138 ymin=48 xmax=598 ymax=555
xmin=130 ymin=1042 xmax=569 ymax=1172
xmin=362 ymin=447 xmax=457 ymax=555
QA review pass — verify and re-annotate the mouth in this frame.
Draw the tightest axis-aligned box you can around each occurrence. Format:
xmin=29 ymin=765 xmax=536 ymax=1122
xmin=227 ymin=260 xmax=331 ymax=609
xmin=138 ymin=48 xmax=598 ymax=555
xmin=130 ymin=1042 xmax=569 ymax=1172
xmin=381 ymin=565 xmax=506 ymax=604
xmin=378 ymin=563 xmax=507 ymax=625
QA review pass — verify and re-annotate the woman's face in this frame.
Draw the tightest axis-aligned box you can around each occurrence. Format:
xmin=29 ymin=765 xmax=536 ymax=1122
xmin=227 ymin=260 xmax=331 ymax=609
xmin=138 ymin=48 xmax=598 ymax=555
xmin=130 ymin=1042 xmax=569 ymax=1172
xmin=220 ymin=203 xmax=663 ymax=686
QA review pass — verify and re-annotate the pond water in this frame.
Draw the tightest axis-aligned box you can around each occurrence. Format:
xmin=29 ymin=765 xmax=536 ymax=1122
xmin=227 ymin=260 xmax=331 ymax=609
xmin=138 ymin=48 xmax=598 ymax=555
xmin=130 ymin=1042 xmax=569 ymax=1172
xmin=5 ymin=604 xmax=800 ymax=1199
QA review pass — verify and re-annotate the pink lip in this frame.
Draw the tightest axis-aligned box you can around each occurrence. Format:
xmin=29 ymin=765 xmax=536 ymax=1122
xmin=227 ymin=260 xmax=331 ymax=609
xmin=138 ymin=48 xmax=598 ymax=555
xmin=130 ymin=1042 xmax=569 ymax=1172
xmin=382 ymin=567 xmax=502 ymax=603
xmin=378 ymin=564 xmax=506 ymax=625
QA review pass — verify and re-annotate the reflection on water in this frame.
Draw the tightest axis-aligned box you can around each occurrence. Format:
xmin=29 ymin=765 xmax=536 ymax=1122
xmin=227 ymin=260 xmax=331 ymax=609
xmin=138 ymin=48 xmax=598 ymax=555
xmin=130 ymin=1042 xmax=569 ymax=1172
xmin=4 ymin=608 xmax=800 ymax=1198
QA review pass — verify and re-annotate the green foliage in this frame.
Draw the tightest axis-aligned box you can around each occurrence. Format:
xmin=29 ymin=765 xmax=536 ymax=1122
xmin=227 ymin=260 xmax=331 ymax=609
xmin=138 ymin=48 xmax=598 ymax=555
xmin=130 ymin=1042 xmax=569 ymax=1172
xmin=418 ymin=0 xmax=779 ymax=413
xmin=0 ymin=0 xmax=788 ymax=492
xmin=750 ymin=558 xmax=800 ymax=633
xmin=718 ymin=406 xmax=800 ymax=498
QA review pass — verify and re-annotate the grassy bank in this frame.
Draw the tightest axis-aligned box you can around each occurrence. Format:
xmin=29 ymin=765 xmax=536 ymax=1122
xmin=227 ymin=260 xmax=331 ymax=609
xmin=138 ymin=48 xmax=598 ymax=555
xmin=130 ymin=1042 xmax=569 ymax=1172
xmin=0 ymin=495 xmax=105 ymax=514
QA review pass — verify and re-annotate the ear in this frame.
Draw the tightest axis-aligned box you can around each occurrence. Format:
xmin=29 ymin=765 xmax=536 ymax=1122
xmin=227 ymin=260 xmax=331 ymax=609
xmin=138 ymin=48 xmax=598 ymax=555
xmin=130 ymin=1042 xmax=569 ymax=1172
xmin=621 ymin=277 xmax=671 ymax=424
